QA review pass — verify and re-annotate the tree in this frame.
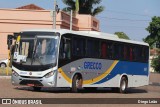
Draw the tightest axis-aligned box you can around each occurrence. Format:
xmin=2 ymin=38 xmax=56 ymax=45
xmin=114 ymin=32 xmax=130 ymax=40
xmin=144 ymin=16 xmax=160 ymax=73
xmin=151 ymin=56 xmax=160 ymax=73
xmin=143 ymin=16 xmax=160 ymax=48
xmin=62 ymin=0 xmax=104 ymax=16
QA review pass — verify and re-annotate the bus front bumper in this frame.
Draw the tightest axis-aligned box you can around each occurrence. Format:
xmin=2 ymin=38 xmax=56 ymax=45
xmin=11 ymin=74 xmax=56 ymax=87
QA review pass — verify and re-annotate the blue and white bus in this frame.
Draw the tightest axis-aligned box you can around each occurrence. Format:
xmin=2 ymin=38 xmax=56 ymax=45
xmin=9 ymin=29 xmax=149 ymax=93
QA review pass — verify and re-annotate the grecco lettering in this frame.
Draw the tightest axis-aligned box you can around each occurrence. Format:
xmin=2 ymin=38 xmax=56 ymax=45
xmin=84 ymin=62 xmax=102 ymax=70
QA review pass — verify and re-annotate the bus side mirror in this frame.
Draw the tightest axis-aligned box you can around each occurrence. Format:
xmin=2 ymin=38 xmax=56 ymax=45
xmin=14 ymin=33 xmax=20 ymax=39
xmin=7 ymin=35 xmax=13 ymax=50
xmin=10 ymin=45 xmax=15 ymax=55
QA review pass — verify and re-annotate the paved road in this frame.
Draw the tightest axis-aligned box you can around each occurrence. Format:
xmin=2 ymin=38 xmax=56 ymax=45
xmin=0 ymin=73 xmax=160 ymax=107
xmin=0 ymin=79 xmax=160 ymax=98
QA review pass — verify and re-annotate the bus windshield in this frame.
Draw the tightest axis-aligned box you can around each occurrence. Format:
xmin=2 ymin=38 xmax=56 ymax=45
xmin=13 ymin=35 xmax=59 ymax=67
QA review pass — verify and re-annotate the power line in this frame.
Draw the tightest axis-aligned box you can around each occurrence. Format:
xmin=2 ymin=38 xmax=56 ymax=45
xmin=100 ymin=25 xmax=146 ymax=29
xmin=78 ymin=22 xmax=147 ymax=29
xmin=97 ymin=16 xmax=151 ymax=22
xmin=106 ymin=9 xmax=153 ymax=17
xmin=105 ymin=25 xmax=145 ymax=29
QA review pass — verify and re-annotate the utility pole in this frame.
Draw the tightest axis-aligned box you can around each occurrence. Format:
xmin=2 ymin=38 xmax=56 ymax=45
xmin=53 ymin=0 xmax=57 ymax=29
xmin=70 ymin=10 xmax=73 ymax=30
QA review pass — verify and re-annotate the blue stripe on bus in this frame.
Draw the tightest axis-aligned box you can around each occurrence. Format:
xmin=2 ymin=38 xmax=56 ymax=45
xmin=93 ymin=61 xmax=149 ymax=85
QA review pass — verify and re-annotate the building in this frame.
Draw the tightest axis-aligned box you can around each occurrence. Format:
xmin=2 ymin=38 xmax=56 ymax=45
xmin=0 ymin=4 xmax=99 ymax=60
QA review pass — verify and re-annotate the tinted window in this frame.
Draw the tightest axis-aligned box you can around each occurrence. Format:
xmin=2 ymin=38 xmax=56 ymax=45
xmin=59 ymin=37 xmax=71 ymax=59
xmin=107 ymin=42 xmax=114 ymax=59
xmin=101 ymin=42 xmax=107 ymax=58
xmin=114 ymin=44 xmax=118 ymax=59
xmin=73 ymin=37 xmax=85 ymax=57
xmin=86 ymin=39 xmax=100 ymax=58
xmin=123 ymin=45 xmax=131 ymax=61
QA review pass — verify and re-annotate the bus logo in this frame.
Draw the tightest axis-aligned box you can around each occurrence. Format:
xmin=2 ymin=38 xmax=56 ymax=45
xmin=29 ymin=72 xmax=32 ymax=75
xmin=84 ymin=61 xmax=102 ymax=70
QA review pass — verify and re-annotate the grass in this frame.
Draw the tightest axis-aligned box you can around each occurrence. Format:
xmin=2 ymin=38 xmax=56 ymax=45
xmin=0 ymin=67 xmax=12 ymax=76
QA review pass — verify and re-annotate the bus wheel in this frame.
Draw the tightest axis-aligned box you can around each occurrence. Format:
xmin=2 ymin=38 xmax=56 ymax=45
xmin=0 ymin=63 xmax=7 ymax=68
xmin=71 ymin=74 xmax=82 ymax=93
xmin=119 ymin=77 xmax=128 ymax=93
xmin=32 ymin=87 xmax=41 ymax=91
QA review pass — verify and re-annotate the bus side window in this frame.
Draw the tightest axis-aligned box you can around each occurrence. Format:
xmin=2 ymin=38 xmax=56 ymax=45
xmin=145 ymin=47 xmax=149 ymax=62
xmin=142 ymin=47 xmax=148 ymax=62
xmin=134 ymin=46 xmax=138 ymax=61
xmin=119 ymin=44 xmax=123 ymax=60
xmin=112 ymin=44 xmax=115 ymax=59
xmin=107 ymin=42 xmax=114 ymax=59
xmin=73 ymin=37 xmax=85 ymax=57
xmin=129 ymin=47 xmax=133 ymax=61
xmin=124 ymin=45 xmax=130 ymax=61
xmin=86 ymin=39 xmax=100 ymax=58
xmin=114 ymin=44 xmax=119 ymax=59
xmin=101 ymin=42 xmax=107 ymax=58
xmin=59 ymin=37 xmax=71 ymax=60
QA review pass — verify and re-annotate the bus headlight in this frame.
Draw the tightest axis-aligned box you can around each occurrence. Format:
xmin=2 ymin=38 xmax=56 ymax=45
xmin=12 ymin=70 xmax=19 ymax=77
xmin=45 ymin=71 xmax=54 ymax=78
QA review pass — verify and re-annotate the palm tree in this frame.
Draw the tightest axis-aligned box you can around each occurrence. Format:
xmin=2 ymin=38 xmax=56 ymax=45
xmin=62 ymin=0 xmax=104 ymax=16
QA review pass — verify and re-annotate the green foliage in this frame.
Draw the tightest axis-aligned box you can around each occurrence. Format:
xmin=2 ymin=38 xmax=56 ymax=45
xmin=114 ymin=32 xmax=130 ymax=40
xmin=62 ymin=0 xmax=104 ymax=16
xmin=143 ymin=16 xmax=160 ymax=73
xmin=91 ymin=6 xmax=104 ymax=16
xmin=62 ymin=0 xmax=75 ymax=12
xmin=143 ymin=16 xmax=160 ymax=48
xmin=143 ymin=36 xmax=155 ymax=48
xmin=151 ymin=55 xmax=160 ymax=73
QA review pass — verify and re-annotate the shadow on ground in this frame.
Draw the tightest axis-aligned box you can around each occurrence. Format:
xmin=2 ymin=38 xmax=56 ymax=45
xmin=14 ymin=87 xmax=148 ymax=94
xmin=0 ymin=68 xmax=12 ymax=76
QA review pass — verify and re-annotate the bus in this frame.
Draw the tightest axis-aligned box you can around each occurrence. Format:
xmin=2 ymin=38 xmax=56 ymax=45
xmin=8 ymin=29 xmax=149 ymax=93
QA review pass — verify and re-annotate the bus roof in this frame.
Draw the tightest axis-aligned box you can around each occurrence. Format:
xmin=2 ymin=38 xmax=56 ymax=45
xmin=22 ymin=29 xmax=149 ymax=46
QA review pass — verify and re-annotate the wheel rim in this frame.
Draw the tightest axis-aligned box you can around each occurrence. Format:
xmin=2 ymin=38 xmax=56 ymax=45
xmin=76 ymin=79 xmax=80 ymax=88
xmin=0 ymin=64 xmax=6 ymax=68
xmin=76 ymin=77 xmax=82 ymax=88
xmin=121 ymin=80 xmax=126 ymax=91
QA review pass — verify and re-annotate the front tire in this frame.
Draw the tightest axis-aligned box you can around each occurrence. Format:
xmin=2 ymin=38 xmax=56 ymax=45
xmin=119 ymin=77 xmax=128 ymax=93
xmin=71 ymin=75 xmax=82 ymax=93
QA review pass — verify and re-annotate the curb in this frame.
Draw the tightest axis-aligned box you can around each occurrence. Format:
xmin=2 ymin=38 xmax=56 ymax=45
xmin=149 ymin=82 xmax=160 ymax=86
xmin=0 ymin=76 xmax=11 ymax=79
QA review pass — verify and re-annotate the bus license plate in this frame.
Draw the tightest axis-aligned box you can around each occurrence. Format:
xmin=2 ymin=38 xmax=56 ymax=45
xmin=27 ymin=84 xmax=34 ymax=86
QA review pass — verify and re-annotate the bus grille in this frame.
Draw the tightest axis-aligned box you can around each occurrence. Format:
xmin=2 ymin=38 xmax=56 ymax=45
xmin=20 ymin=76 xmax=42 ymax=79
xmin=19 ymin=80 xmax=43 ymax=86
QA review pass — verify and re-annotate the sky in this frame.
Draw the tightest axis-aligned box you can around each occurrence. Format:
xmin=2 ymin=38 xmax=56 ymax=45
xmin=0 ymin=0 xmax=160 ymax=41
